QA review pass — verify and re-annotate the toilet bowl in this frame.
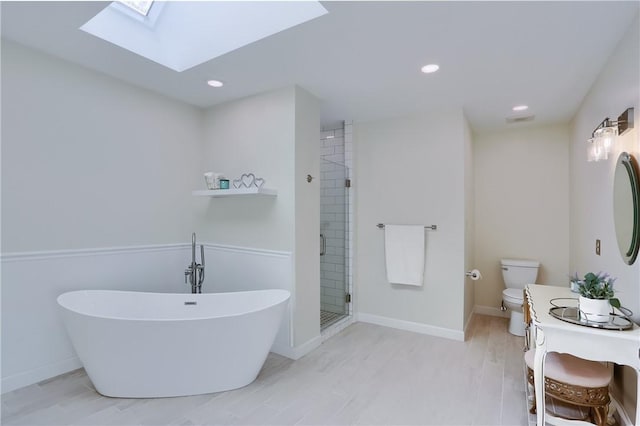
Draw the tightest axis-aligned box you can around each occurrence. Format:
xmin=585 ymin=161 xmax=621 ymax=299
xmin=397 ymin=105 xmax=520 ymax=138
xmin=501 ymin=258 xmax=540 ymax=336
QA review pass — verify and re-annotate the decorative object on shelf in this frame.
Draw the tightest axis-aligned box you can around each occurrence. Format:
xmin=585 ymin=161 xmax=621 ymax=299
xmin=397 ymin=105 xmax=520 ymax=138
xmin=571 ymin=272 xmax=620 ymax=323
xmin=233 ymin=173 xmax=253 ymax=188
xmin=203 ymin=172 xmax=224 ymax=190
xmin=204 ymin=172 xmax=215 ymax=190
xmin=232 ymin=173 xmax=266 ymax=189
xmin=219 ymin=179 xmax=230 ymax=189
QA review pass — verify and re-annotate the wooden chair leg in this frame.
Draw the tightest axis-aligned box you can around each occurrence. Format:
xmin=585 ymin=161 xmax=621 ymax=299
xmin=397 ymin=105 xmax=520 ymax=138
xmin=592 ymin=406 xmax=608 ymax=426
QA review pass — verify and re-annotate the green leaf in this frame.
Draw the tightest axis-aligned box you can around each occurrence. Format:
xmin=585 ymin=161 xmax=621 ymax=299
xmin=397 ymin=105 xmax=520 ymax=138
xmin=609 ymin=298 xmax=621 ymax=309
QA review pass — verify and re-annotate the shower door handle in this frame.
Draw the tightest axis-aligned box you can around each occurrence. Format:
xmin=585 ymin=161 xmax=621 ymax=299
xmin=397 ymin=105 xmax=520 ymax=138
xmin=320 ymin=233 xmax=326 ymax=256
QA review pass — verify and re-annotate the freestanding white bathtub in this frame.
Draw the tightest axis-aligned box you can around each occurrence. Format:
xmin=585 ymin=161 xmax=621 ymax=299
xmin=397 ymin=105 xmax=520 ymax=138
xmin=57 ymin=289 xmax=290 ymax=398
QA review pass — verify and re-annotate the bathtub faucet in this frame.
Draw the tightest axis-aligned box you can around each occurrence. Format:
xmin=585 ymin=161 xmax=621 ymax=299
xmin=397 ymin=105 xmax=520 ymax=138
xmin=184 ymin=232 xmax=205 ymax=293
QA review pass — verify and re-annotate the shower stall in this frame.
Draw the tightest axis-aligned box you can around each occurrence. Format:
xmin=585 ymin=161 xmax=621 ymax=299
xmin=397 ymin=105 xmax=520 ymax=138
xmin=320 ymin=124 xmax=351 ymax=330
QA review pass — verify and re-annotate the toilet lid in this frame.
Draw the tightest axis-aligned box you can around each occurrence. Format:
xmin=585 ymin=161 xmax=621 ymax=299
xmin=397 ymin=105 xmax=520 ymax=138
xmin=503 ymin=288 xmax=524 ymax=304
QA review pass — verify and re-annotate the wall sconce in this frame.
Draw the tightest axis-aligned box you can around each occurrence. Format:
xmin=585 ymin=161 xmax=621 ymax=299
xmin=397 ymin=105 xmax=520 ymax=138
xmin=587 ymin=107 xmax=634 ymax=162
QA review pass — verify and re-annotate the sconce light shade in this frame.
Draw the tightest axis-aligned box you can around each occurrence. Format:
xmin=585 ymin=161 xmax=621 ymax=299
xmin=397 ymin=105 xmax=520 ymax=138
xmin=596 ymin=126 xmax=616 ymax=152
xmin=588 ymin=126 xmax=616 ymax=162
xmin=587 ymin=136 xmax=608 ymax=162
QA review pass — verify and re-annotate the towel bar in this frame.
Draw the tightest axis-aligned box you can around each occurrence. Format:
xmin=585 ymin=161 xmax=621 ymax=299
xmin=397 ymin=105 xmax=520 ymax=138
xmin=377 ymin=223 xmax=437 ymax=230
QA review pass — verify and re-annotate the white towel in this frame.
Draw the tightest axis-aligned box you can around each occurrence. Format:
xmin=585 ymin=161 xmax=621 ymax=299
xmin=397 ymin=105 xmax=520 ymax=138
xmin=384 ymin=225 xmax=425 ymax=286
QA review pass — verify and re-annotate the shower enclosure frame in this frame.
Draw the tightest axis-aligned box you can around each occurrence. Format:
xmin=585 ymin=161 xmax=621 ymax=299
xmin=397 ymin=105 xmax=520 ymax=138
xmin=320 ymin=122 xmax=353 ymax=331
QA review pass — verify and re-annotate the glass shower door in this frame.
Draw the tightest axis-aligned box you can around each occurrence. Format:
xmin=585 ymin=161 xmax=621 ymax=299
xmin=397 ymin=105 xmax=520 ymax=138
xmin=320 ymin=158 xmax=348 ymax=329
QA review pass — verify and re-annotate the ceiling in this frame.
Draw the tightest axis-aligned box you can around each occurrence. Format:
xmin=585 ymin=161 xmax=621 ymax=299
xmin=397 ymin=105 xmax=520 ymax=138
xmin=2 ymin=1 xmax=639 ymax=132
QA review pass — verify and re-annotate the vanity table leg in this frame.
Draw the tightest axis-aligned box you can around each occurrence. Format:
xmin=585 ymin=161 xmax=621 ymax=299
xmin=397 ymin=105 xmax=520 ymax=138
xmin=533 ymin=328 xmax=547 ymax=426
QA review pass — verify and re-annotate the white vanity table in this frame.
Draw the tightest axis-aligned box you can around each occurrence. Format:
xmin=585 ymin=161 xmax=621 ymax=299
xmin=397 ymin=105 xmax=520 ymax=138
xmin=525 ymin=284 xmax=640 ymax=426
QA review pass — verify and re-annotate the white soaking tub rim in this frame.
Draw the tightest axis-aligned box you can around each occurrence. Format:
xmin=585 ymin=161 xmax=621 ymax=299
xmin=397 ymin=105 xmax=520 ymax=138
xmin=57 ymin=289 xmax=290 ymax=322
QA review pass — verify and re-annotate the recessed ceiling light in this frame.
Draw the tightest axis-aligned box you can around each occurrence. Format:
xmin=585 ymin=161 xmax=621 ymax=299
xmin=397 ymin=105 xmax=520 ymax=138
xmin=512 ymin=105 xmax=529 ymax=112
xmin=421 ymin=64 xmax=439 ymax=74
xmin=207 ymin=80 xmax=224 ymax=88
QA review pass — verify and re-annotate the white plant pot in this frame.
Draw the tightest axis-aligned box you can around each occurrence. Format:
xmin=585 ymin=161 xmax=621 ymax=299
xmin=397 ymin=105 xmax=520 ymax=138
xmin=578 ymin=296 xmax=612 ymax=323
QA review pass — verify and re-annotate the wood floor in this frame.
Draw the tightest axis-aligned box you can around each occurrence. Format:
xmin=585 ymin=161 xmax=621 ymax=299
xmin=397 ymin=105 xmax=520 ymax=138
xmin=1 ymin=315 xmax=528 ymax=425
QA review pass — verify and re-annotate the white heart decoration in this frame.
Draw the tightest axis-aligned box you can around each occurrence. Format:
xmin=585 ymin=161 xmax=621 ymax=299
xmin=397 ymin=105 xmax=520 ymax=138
xmin=240 ymin=173 xmax=255 ymax=188
xmin=254 ymin=177 xmax=265 ymax=188
xmin=232 ymin=178 xmax=242 ymax=189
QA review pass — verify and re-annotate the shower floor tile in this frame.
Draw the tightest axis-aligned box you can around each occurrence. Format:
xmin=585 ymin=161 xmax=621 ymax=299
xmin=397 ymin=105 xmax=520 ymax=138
xmin=320 ymin=309 xmax=347 ymax=330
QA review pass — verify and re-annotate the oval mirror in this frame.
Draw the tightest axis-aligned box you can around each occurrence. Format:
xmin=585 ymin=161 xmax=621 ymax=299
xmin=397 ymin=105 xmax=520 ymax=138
xmin=613 ymin=152 xmax=640 ymax=265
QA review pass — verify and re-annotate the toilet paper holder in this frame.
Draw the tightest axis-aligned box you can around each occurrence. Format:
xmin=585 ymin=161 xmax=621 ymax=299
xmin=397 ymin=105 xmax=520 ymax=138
xmin=466 ymin=269 xmax=482 ymax=280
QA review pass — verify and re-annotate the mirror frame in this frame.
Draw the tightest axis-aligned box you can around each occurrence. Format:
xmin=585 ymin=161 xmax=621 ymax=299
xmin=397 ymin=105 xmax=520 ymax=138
xmin=614 ymin=152 xmax=640 ymax=265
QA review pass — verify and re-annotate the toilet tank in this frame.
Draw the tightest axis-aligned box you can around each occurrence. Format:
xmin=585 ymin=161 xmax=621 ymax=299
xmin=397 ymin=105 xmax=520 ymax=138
xmin=501 ymin=259 xmax=540 ymax=289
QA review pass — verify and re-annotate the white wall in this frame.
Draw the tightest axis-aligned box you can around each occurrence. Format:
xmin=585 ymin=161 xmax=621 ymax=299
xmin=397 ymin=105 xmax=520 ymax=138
xmin=1 ymin=41 xmax=203 ymax=252
xmin=1 ymin=246 xmax=191 ymax=393
xmin=473 ymin=125 xmax=570 ymax=311
xmin=197 ymin=86 xmax=321 ymax=348
xmin=569 ymin=15 xmax=639 ymax=421
xmin=293 ymin=88 xmax=321 ymax=346
xmin=354 ymin=110 xmax=467 ymax=337
xmin=197 ymin=87 xmax=295 ymax=251
xmin=570 ymin=16 xmax=639 ymax=321
xmin=0 ymin=40 xmax=203 ymax=392
xmin=463 ymin=115 xmax=475 ymax=331
xmin=1 ymin=43 xmax=323 ymax=392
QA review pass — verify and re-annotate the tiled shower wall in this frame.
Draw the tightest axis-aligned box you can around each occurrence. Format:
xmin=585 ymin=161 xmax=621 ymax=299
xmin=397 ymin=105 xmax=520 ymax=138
xmin=320 ymin=125 xmax=348 ymax=314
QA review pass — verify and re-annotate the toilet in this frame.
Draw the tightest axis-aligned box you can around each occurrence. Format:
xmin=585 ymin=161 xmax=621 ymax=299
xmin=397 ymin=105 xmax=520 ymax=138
xmin=501 ymin=258 xmax=540 ymax=336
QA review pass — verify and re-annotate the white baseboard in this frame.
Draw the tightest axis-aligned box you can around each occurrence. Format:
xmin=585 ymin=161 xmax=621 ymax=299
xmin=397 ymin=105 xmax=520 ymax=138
xmin=463 ymin=311 xmax=476 ymax=341
xmin=321 ymin=316 xmax=354 ymax=342
xmin=1 ymin=356 xmax=81 ymax=394
xmin=271 ymin=335 xmax=322 ymax=360
xmin=273 ymin=316 xmax=355 ymax=360
xmin=357 ymin=313 xmax=465 ymax=342
xmin=474 ymin=305 xmax=509 ymax=318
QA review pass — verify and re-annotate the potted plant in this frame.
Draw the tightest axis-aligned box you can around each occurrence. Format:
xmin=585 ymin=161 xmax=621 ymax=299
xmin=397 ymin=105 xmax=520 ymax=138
xmin=571 ymin=272 xmax=620 ymax=322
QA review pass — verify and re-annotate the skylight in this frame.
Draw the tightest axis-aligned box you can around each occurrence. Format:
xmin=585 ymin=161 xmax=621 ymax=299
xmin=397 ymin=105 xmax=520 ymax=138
xmin=81 ymin=1 xmax=328 ymax=73
xmin=118 ymin=1 xmax=153 ymax=17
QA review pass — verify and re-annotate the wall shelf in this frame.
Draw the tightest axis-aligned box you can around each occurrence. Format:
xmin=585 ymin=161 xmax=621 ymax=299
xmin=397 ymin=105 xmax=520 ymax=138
xmin=192 ymin=188 xmax=277 ymax=198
